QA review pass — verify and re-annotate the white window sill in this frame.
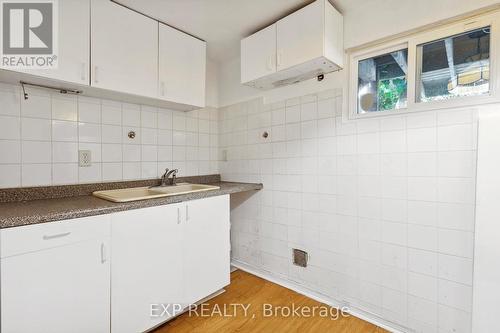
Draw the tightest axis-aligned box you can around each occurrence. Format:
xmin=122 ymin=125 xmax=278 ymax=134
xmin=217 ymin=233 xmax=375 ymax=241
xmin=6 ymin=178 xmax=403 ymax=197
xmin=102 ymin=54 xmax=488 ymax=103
xmin=349 ymin=94 xmax=500 ymax=120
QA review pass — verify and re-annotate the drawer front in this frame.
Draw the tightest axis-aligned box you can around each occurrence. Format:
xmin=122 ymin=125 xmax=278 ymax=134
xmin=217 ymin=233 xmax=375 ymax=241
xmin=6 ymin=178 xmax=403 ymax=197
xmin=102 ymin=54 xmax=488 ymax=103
xmin=1 ymin=215 xmax=111 ymax=258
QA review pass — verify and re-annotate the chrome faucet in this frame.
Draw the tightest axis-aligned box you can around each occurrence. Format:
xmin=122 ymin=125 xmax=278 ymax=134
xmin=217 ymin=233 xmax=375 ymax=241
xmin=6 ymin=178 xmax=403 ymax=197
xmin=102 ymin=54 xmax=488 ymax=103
xmin=160 ymin=168 xmax=178 ymax=186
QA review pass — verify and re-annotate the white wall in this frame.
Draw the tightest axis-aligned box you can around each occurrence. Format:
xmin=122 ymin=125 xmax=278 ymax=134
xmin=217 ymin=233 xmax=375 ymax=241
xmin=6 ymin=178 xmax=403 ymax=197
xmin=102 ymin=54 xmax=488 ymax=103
xmin=206 ymin=59 xmax=220 ymax=108
xmin=472 ymin=111 xmax=500 ymax=332
xmin=217 ymin=58 xmax=260 ymax=107
xmin=0 ymin=83 xmax=219 ymax=188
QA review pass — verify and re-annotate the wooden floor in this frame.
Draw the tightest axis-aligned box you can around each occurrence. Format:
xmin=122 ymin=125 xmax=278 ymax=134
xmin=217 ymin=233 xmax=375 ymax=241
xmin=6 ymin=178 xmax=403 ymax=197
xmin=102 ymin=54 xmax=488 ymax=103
xmin=154 ymin=270 xmax=388 ymax=333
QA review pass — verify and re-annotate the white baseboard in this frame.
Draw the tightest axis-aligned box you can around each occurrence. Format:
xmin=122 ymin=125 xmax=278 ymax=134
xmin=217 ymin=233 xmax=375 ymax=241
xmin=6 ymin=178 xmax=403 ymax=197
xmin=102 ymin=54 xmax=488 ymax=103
xmin=231 ymin=260 xmax=409 ymax=333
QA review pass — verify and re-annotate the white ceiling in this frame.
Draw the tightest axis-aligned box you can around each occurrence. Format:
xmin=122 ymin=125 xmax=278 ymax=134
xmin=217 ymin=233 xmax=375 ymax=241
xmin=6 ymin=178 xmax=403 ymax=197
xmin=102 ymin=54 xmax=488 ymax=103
xmin=115 ymin=0 xmax=315 ymax=63
xmin=116 ymin=0 xmax=500 ymax=64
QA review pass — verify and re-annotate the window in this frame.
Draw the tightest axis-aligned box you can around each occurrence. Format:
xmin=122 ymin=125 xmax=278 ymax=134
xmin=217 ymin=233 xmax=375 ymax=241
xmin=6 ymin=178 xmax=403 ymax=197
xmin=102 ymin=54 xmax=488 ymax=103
xmin=416 ymin=26 xmax=491 ymax=102
xmin=350 ymin=11 xmax=500 ymax=119
xmin=357 ymin=49 xmax=408 ymax=114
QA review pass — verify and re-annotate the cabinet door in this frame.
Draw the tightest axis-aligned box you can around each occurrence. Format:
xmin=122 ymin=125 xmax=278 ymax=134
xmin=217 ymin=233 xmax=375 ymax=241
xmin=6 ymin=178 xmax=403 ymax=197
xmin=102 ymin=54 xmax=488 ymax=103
xmin=91 ymin=0 xmax=158 ymax=98
xmin=18 ymin=0 xmax=90 ymax=85
xmin=183 ymin=195 xmax=230 ymax=304
xmin=159 ymin=23 xmax=206 ymax=107
xmin=276 ymin=0 xmax=324 ymax=71
xmin=111 ymin=204 xmax=184 ymax=333
xmin=1 ymin=239 xmax=110 ymax=333
xmin=241 ymin=24 xmax=277 ymax=83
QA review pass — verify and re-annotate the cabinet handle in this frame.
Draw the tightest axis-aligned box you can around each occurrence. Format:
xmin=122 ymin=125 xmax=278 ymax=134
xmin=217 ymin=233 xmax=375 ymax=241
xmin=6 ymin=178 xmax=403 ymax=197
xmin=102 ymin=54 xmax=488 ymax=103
xmin=185 ymin=205 xmax=189 ymax=222
xmin=42 ymin=232 xmax=71 ymax=240
xmin=94 ymin=66 xmax=99 ymax=83
xmin=81 ymin=63 xmax=86 ymax=81
xmin=277 ymin=50 xmax=283 ymax=68
xmin=177 ymin=207 xmax=181 ymax=224
xmin=100 ymin=243 xmax=107 ymax=264
xmin=160 ymin=81 xmax=166 ymax=96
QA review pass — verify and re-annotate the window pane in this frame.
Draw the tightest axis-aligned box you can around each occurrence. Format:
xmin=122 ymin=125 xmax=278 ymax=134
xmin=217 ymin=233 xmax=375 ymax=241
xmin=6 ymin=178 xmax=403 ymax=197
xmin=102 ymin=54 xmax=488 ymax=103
xmin=357 ymin=49 xmax=408 ymax=114
xmin=417 ymin=26 xmax=490 ymax=102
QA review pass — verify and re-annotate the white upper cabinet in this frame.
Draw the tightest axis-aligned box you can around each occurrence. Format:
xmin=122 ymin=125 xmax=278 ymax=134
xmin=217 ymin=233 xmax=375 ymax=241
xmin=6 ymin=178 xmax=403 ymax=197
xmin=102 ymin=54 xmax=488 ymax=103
xmin=159 ymin=23 xmax=206 ymax=108
xmin=16 ymin=0 xmax=90 ymax=85
xmin=241 ymin=24 xmax=277 ymax=84
xmin=0 ymin=0 xmax=207 ymax=110
xmin=241 ymin=0 xmax=343 ymax=89
xmin=276 ymin=1 xmax=324 ymax=71
xmin=91 ymin=0 xmax=158 ymax=98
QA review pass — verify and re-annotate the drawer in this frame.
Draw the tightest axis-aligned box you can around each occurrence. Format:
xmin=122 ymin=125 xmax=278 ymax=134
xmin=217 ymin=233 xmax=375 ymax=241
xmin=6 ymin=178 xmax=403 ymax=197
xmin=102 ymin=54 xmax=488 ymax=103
xmin=1 ymin=215 xmax=111 ymax=258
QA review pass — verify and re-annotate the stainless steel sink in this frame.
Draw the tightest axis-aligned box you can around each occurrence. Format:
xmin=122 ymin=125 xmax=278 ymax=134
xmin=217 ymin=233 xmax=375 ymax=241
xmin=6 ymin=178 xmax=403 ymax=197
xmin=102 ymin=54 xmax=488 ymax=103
xmin=93 ymin=183 xmax=220 ymax=202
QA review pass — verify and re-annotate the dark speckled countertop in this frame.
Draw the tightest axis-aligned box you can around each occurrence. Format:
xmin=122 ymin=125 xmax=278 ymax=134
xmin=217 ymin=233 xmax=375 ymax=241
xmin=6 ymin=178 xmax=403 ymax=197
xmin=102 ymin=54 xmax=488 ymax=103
xmin=0 ymin=176 xmax=262 ymax=229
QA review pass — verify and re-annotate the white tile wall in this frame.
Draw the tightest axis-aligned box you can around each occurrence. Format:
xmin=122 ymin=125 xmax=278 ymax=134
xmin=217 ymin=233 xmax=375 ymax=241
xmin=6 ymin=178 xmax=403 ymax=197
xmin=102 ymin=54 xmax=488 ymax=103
xmin=0 ymin=80 xmax=481 ymax=332
xmin=0 ymin=83 xmax=218 ymax=188
xmin=221 ymin=90 xmax=477 ymax=333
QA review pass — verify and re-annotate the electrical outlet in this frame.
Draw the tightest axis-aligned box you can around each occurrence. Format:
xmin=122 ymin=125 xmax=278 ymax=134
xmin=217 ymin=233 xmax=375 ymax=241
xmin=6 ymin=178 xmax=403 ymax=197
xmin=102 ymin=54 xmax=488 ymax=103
xmin=79 ymin=150 xmax=92 ymax=167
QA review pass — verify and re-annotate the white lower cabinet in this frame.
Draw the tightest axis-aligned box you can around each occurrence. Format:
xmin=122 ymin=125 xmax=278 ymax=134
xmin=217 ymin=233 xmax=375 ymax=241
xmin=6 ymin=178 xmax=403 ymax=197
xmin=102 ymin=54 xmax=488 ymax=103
xmin=111 ymin=194 xmax=230 ymax=333
xmin=0 ymin=195 xmax=230 ymax=333
xmin=0 ymin=215 xmax=111 ymax=333
xmin=111 ymin=203 xmax=184 ymax=333
xmin=183 ymin=195 xmax=230 ymax=304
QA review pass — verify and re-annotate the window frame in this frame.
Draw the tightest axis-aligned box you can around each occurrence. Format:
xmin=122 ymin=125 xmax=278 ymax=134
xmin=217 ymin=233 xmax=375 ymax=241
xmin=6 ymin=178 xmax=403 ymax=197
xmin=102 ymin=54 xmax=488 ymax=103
xmin=350 ymin=43 xmax=410 ymax=116
xmin=349 ymin=11 xmax=500 ymax=119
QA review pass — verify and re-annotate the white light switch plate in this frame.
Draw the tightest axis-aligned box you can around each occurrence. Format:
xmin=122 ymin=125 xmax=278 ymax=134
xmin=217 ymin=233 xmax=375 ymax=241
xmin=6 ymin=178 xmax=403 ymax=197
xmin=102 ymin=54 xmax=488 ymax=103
xmin=79 ymin=150 xmax=92 ymax=167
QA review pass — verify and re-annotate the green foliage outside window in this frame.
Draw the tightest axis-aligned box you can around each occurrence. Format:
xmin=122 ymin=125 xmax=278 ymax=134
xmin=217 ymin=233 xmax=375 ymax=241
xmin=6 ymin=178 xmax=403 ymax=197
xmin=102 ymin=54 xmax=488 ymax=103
xmin=377 ymin=78 xmax=407 ymax=110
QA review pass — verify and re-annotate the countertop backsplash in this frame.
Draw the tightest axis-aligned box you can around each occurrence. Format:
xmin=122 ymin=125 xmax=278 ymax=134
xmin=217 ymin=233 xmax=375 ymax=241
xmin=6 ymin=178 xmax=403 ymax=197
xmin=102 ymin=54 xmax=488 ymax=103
xmin=0 ymin=83 xmax=219 ymax=188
